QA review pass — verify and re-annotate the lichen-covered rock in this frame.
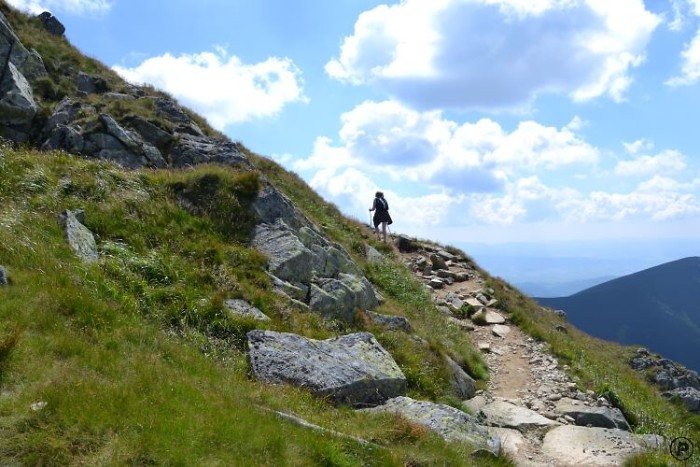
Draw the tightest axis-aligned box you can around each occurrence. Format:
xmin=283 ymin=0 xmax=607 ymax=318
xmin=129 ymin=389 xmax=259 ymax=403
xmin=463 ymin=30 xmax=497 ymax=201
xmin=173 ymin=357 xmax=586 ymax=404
xmin=253 ymin=219 xmax=377 ymax=321
xmin=309 ymin=274 xmax=378 ymax=321
xmin=362 ymin=396 xmax=501 ymax=453
xmin=247 ymin=330 xmax=406 ymax=407
xmin=57 ymin=209 xmax=98 ymax=263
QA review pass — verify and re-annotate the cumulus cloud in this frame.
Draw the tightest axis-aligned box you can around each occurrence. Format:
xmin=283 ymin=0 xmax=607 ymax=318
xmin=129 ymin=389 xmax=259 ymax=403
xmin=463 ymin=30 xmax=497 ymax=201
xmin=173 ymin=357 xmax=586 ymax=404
xmin=297 ymin=101 xmax=597 ymax=191
xmin=614 ymin=149 xmax=687 ymax=177
xmin=326 ymin=0 xmax=660 ymax=109
xmin=113 ymin=48 xmax=307 ymax=129
xmin=5 ymin=0 xmax=111 ymax=15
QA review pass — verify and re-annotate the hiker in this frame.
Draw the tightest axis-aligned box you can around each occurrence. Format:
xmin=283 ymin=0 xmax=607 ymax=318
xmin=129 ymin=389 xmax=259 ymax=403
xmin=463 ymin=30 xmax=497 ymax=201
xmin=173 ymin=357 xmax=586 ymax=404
xmin=369 ymin=191 xmax=392 ymax=242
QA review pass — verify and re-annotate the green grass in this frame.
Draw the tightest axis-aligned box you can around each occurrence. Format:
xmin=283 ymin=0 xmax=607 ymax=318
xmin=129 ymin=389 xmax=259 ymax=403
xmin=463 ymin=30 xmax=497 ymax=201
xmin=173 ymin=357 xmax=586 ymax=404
xmin=0 ymin=144 xmax=515 ymax=465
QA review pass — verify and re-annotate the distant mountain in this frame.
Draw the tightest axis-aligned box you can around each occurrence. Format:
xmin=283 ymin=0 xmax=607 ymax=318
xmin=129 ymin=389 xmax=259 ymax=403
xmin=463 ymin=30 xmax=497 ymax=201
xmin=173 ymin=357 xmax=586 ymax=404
xmin=535 ymin=257 xmax=700 ymax=372
xmin=516 ymin=275 xmax=616 ymax=298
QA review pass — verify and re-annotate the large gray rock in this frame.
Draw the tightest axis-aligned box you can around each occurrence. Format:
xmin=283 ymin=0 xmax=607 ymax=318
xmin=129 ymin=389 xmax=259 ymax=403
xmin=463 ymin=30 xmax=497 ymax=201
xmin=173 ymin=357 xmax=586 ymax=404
xmin=309 ymin=274 xmax=378 ymax=321
xmin=0 ymin=266 xmax=8 ymax=286
xmin=479 ymin=400 xmax=559 ymax=432
xmin=253 ymin=220 xmax=377 ymax=321
xmin=57 ymin=210 xmax=98 ymax=263
xmin=365 ymin=310 xmax=412 ymax=332
xmin=556 ymin=398 xmax=631 ymax=430
xmin=0 ymin=61 xmax=38 ymax=140
xmin=362 ymin=396 xmax=500 ymax=453
xmin=170 ymin=133 xmax=251 ymax=168
xmin=247 ymin=330 xmax=406 ymax=407
xmin=444 ymin=355 xmax=477 ymax=400
xmin=662 ymin=387 xmax=700 ymax=413
xmin=37 ymin=12 xmax=65 ymax=36
xmin=541 ymin=426 xmax=663 ymax=466
xmin=252 ymin=223 xmax=315 ymax=284
xmin=0 ymin=12 xmax=47 ymax=82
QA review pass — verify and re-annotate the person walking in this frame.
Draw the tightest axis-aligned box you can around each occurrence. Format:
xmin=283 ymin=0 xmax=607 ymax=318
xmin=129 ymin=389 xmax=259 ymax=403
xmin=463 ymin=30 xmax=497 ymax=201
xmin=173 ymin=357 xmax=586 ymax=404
xmin=369 ymin=191 xmax=392 ymax=242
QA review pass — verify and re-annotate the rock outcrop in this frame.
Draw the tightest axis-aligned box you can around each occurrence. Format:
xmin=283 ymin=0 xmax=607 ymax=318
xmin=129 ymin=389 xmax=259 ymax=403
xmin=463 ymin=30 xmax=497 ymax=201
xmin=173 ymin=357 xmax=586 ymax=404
xmin=630 ymin=347 xmax=700 ymax=413
xmin=251 ymin=192 xmax=378 ymax=322
xmin=247 ymin=330 xmax=406 ymax=407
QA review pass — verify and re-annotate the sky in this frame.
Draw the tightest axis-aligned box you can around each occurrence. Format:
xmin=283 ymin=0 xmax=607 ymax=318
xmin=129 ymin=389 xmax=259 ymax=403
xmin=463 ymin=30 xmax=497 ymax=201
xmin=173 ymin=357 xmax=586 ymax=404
xmin=6 ymin=0 xmax=700 ymax=285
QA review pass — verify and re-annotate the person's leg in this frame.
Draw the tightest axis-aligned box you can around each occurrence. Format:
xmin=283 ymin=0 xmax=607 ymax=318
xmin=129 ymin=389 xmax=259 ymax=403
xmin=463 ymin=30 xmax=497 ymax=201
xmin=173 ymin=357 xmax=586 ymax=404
xmin=381 ymin=222 xmax=387 ymax=242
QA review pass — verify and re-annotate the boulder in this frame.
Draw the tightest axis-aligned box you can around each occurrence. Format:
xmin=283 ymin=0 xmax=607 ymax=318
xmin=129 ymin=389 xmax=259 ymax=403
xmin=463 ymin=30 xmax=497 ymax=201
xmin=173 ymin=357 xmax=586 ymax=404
xmin=76 ymin=72 xmax=109 ymax=94
xmin=247 ymin=330 xmax=406 ymax=407
xmin=444 ymin=355 xmax=477 ymax=399
xmin=0 ymin=266 xmax=8 ymax=286
xmin=224 ymin=299 xmax=270 ymax=322
xmin=0 ymin=12 xmax=47 ymax=82
xmin=0 ymin=61 xmax=38 ymax=140
xmin=252 ymin=223 xmax=315 ymax=284
xmin=555 ymin=398 xmax=631 ymax=430
xmin=123 ymin=115 xmax=175 ymax=150
xmin=662 ymin=387 xmax=700 ymax=413
xmin=362 ymin=396 xmax=500 ymax=453
xmin=169 ymin=133 xmax=251 ymax=169
xmin=309 ymin=274 xmax=378 ymax=321
xmin=541 ymin=426 xmax=663 ymax=466
xmin=395 ymin=235 xmax=419 ymax=253
xmin=365 ymin=311 xmax=412 ymax=332
xmin=365 ymin=245 xmax=383 ymax=263
xmin=57 ymin=210 xmax=98 ymax=263
xmin=479 ymin=400 xmax=559 ymax=432
xmin=37 ymin=12 xmax=65 ymax=36
xmin=429 ymin=253 xmax=448 ymax=271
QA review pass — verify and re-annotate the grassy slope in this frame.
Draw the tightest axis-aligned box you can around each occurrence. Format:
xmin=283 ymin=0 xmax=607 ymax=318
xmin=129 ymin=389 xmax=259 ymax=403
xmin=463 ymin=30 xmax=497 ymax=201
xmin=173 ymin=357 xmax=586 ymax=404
xmin=0 ymin=3 xmax=698 ymax=464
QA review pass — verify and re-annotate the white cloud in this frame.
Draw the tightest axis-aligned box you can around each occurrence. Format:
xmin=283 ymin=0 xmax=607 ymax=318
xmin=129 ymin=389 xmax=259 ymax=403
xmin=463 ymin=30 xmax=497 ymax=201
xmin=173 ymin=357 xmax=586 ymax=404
xmin=113 ymin=48 xmax=307 ymax=129
xmin=5 ymin=0 xmax=111 ymax=15
xmin=297 ymin=100 xmax=597 ymax=197
xmin=326 ymin=0 xmax=660 ymax=109
xmin=614 ymin=149 xmax=687 ymax=177
xmin=666 ymin=27 xmax=700 ymax=86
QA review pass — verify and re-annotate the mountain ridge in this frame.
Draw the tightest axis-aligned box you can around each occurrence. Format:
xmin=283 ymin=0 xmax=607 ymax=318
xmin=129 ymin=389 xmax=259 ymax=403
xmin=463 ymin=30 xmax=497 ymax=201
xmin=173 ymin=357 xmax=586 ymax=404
xmin=536 ymin=256 xmax=700 ymax=372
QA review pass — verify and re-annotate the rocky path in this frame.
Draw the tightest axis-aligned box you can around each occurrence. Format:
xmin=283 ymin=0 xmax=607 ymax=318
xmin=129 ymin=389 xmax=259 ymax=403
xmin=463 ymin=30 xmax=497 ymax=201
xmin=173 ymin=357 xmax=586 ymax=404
xmin=390 ymin=235 xmax=664 ymax=466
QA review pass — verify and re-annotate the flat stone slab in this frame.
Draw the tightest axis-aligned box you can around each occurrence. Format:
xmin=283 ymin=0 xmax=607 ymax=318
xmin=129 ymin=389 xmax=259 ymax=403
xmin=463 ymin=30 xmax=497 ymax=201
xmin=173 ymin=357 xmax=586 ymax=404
xmin=555 ymin=398 xmax=631 ymax=431
xmin=224 ymin=299 xmax=270 ymax=321
xmin=542 ymin=426 xmax=664 ymax=466
xmin=487 ymin=427 xmax=525 ymax=459
xmin=473 ymin=310 xmax=506 ymax=325
xmin=479 ymin=400 xmax=559 ymax=432
xmin=492 ymin=324 xmax=511 ymax=338
xmin=362 ymin=396 xmax=500 ymax=452
xmin=247 ymin=330 xmax=406 ymax=407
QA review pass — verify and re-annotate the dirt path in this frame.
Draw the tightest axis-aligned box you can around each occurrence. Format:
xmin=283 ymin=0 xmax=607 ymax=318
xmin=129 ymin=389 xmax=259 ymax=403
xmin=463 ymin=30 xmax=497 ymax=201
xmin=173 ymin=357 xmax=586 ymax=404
xmin=382 ymin=236 xmax=591 ymax=465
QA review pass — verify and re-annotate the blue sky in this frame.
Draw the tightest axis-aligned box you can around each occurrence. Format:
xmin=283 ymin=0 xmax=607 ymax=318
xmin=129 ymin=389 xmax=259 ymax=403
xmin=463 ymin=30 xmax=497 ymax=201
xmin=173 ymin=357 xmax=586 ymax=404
xmin=7 ymin=0 xmax=700 ymax=283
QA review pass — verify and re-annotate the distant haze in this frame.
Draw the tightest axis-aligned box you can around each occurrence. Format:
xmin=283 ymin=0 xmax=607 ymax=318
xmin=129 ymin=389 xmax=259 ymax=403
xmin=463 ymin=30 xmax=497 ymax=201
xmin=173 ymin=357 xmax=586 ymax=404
xmin=459 ymin=237 xmax=700 ymax=297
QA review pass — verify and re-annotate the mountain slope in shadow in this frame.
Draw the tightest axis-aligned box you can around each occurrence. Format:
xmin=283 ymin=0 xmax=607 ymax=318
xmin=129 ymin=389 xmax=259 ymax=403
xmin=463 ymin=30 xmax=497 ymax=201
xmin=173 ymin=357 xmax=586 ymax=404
xmin=535 ymin=257 xmax=700 ymax=372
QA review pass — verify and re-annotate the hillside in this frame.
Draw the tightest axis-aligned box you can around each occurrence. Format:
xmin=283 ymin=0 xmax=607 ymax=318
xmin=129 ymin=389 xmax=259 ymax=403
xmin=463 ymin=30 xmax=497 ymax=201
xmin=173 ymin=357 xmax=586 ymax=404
xmin=1 ymin=3 xmax=699 ymax=465
xmin=536 ymin=257 xmax=700 ymax=373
